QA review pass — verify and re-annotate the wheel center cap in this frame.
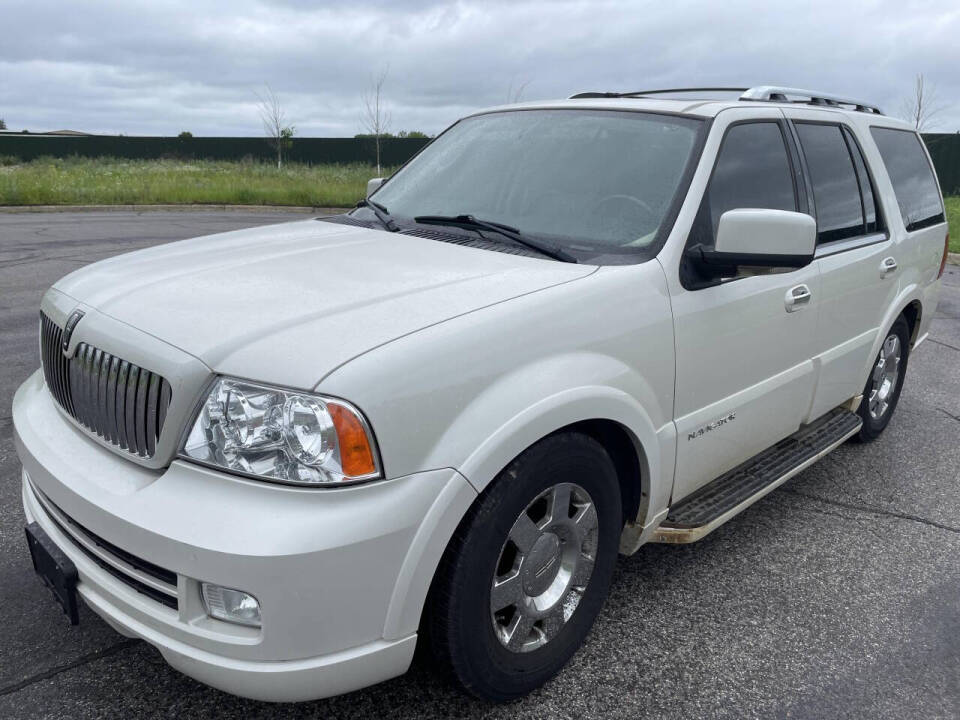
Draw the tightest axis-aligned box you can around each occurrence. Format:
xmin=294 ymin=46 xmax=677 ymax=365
xmin=522 ymin=532 xmax=562 ymax=597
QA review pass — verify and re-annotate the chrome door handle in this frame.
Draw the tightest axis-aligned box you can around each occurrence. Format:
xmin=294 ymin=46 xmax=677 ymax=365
xmin=880 ymin=256 xmax=898 ymax=277
xmin=785 ymin=284 xmax=812 ymax=312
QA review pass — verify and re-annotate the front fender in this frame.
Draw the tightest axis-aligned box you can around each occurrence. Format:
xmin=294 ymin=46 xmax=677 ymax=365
xmin=378 ymin=370 xmax=674 ymax=639
xmin=441 ymin=354 xmax=669 ymax=508
xmin=319 ymin=263 xmax=677 ymax=527
xmin=375 ymin=368 xmax=671 ymax=641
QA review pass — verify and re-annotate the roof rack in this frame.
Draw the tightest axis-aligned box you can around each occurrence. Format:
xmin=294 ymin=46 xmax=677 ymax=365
xmin=568 ymin=85 xmax=884 ymax=115
xmin=569 ymin=87 xmax=747 ymax=100
xmin=739 ymin=86 xmax=883 ymax=115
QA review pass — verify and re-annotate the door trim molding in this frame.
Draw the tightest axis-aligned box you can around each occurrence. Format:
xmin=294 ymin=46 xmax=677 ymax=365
xmin=814 ymin=232 xmax=888 ymax=258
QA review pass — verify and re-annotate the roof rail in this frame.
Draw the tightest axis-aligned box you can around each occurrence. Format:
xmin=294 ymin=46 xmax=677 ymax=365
xmin=569 ymin=87 xmax=746 ymax=99
xmin=739 ymin=86 xmax=884 ymax=115
xmin=568 ymin=85 xmax=884 ymax=115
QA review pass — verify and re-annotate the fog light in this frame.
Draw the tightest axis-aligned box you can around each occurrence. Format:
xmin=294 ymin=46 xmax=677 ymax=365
xmin=201 ymin=583 xmax=261 ymax=627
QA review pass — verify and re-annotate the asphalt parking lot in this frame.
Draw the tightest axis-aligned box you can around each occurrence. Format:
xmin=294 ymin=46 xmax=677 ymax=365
xmin=1 ymin=210 xmax=958 ymax=719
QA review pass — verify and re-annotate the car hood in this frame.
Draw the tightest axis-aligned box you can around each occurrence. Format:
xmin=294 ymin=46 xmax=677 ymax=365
xmin=53 ymin=218 xmax=596 ymax=389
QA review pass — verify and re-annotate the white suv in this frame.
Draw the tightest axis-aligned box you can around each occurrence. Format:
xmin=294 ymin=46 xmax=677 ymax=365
xmin=14 ymin=86 xmax=950 ymax=702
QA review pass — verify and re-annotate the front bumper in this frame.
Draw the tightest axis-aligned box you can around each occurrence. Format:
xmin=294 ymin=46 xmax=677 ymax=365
xmin=14 ymin=370 xmax=476 ymax=701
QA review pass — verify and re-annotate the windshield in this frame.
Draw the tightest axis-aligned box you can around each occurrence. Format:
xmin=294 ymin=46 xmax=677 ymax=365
xmin=369 ymin=109 xmax=703 ymax=263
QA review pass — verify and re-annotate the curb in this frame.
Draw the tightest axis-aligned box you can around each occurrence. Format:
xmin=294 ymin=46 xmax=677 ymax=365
xmin=0 ymin=204 xmax=349 ymax=215
xmin=948 ymin=252 xmax=960 ymax=266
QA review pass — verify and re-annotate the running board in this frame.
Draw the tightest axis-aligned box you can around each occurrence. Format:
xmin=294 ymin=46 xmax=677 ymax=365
xmin=652 ymin=407 xmax=862 ymax=544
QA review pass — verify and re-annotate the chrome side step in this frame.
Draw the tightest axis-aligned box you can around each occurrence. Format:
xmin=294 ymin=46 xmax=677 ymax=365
xmin=652 ymin=408 xmax=862 ymax=544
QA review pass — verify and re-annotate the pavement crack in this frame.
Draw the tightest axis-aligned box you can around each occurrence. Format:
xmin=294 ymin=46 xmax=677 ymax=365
xmin=0 ymin=639 xmax=140 ymax=697
xmin=781 ymin=488 xmax=960 ymax=535
xmin=927 ymin=338 xmax=960 ymax=353
xmin=815 ymin=457 xmax=890 ymax=544
xmin=937 ymin=407 xmax=960 ymax=424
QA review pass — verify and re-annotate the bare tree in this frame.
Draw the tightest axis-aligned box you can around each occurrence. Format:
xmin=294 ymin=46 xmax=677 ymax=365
xmin=898 ymin=73 xmax=948 ymax=131
xmin=256 ymin=86 xmax=295 ymax=168
xmin=506 ymin=77 xmax=532 ymax=104
xmin=362 ymin=67 xmax=392 ymax=173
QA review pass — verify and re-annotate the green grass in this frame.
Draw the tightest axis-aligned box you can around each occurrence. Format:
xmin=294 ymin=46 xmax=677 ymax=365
xmin=0 ymin=156 xmax=388 ymax=208
xmin=946 ymin=196 xmax=959 ymax=253
xmin=1 ymin=157 xmax=958 ymax=249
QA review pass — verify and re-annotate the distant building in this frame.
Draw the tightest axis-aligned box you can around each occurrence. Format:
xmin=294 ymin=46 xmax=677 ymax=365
xmin=43 ymin=129 xmax=95 ymax=136
xmin=0 ymin=129 xmax=95 ymax=135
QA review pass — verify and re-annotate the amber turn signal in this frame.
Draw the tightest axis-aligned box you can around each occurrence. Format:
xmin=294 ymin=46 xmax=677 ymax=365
xmin=329 ymin=403 xmax=378 ymax=477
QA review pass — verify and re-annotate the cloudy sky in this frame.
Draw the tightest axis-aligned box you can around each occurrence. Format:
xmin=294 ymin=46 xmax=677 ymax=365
xmin=1 ymin=0 xmax=958 ymax=137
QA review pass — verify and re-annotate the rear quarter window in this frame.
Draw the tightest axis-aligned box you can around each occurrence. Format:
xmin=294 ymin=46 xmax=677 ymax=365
xmin=870 ymin=127 xmax=945 ymax=231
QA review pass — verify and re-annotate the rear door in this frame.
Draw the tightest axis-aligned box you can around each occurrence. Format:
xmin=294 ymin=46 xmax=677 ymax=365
xmin=668 ymin=109 xmax=821 ymax=503
xmin=869 ymin=125 xmax=950 ymax=340
xmin=782 ymin=109 xmax=898 ymax=420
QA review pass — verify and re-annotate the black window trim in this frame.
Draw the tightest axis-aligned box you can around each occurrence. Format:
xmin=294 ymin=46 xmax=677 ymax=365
xmin=842 ymin=128 xmax=870 ymax=233
xmin=867 ymin=124 xmax=947 ymax=233
xmin=842 ymin=124 xmax=887 ymax=236
xmin=680 ymin=117 xmax=802 ymax=290
xmin=785 ymin=120 xmax=816 ymax=219
xmin=789 ymin=119 xmax=889 ymax=251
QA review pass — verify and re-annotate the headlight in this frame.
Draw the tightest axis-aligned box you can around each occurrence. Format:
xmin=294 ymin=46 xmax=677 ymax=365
xmin=181 ymin=377 xmax=381 ymax=486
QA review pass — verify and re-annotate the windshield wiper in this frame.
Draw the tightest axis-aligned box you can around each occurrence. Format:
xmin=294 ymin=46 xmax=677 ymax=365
xmin=355 ymin=198 xmax=398 ymax=232
xmin=412 ymin=214 xmax=577 ymax=263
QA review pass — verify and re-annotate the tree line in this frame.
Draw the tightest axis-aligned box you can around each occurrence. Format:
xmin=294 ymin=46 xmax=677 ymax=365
xmin=2 ymin=74 xmax=951 ymax=171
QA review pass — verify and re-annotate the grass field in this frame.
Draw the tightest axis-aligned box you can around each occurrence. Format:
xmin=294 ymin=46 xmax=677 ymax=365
xmin=0 ymin=157 xmax=958 ymax=251
xmin=946 ymin=196 xmax=959 ymax=252
xmin=0 ymin=156 xmax=386 ymax=208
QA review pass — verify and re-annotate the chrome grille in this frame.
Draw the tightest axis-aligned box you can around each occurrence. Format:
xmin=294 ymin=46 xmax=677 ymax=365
xmin=40 ymin=312 xmax=172 ymax=458
xmin=40 ymin=312 xmax=74 ymax=414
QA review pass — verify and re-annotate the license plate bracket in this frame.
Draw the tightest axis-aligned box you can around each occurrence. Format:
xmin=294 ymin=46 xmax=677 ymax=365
xmin=25 ymin=522 xmax=79 ymax=625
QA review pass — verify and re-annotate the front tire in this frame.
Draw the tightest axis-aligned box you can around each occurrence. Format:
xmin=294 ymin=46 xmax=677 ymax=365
xmin=427 ymin=432 xmax=622 ymax=701
xmin=855 ymin=315 xmax=910 ymax=442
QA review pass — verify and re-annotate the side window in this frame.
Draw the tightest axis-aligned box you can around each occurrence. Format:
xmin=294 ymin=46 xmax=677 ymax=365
xmin=870 ymin=127 xmax=945 ymax=231
xmin=795 ymin=123 xmax=864 ymax=243
xmin=843 ymin=128 xmax=881 ymax=234
xmin=694 ymin=122 xmax=797 ymax=246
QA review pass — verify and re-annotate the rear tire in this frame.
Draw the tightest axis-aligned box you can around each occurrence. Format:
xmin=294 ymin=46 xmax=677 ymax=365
xmin=427 ymin=432 xmax=621 ymax=701
xmin=854 ymin=315 xmax=910 ymax=442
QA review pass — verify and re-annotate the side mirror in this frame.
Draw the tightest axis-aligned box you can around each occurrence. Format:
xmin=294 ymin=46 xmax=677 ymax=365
xmin=687 ymin=209 xmax=816 ymax=278
xmin=366 ymin=177 xmax=384 ymax=197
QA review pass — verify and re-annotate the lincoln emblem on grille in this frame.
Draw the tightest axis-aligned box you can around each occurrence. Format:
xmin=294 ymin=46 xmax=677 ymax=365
xmin=61 ymin=310 xmax=84 ymax=355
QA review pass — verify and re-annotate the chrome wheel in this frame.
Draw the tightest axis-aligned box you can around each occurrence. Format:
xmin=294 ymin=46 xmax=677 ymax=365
xmin=490 ymin=482 xmax=598 ymax=653
xmin=869 ymin=334 xmax=902 ymax=420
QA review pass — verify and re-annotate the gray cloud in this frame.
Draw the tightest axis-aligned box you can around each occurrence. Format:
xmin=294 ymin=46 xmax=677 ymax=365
xmin=1 ymin=0 xmax=958 ymax=136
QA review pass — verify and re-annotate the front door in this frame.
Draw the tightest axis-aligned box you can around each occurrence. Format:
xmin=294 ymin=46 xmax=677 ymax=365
xmin=667 ymin=110 xmax=821 ymax=503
